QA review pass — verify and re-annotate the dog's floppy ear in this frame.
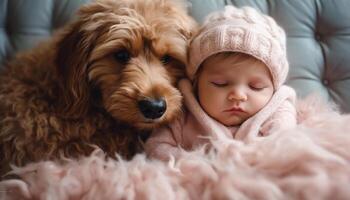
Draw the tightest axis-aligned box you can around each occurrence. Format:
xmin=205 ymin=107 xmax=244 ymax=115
xmin=55 ymin=21 xmax=97 ymax=118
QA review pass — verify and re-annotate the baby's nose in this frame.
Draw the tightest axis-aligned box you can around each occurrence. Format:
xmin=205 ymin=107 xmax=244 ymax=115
xmin=227 ymin=87 xmax=247 ymax=101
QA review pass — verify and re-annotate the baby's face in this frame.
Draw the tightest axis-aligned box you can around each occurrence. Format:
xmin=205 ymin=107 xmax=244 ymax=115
xmin=197 ymin=54 xmax=274 ymax=126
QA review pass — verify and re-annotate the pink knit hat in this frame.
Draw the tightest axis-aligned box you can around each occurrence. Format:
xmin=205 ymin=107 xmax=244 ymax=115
xmin=188 ymin=5 xmax=289 ymax=89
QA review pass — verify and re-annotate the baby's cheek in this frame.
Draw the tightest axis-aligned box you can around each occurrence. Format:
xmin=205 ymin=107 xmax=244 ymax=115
xmin=257 ymin=94 xmax=273 ymax=108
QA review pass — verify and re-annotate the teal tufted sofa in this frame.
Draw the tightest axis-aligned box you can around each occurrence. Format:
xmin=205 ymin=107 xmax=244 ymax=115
xmin=0 ymin=0 xmax=89 ymax=64
xmin=1 ymin=0 xmax=349 ymax=113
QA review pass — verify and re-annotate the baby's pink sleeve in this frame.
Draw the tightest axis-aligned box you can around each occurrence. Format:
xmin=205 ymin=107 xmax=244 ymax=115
xmin=260 ymin=99 xmax=297 ymax=136
xmin=144 ymin=117 xmax=185 ymax=161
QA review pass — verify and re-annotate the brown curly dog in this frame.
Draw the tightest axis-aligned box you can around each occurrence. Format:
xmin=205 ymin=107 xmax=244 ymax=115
xmin=0 ymin=0 xmax=197 ymax=175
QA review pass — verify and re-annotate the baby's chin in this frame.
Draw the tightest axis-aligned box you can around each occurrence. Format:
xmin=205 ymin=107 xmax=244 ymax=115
xmin=217 ymin=116 xmax=246 ymax=127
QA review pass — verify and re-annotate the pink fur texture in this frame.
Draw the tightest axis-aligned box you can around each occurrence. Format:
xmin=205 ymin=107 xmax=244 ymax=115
xmin=1 ymin=96 xmax=350 ymax=200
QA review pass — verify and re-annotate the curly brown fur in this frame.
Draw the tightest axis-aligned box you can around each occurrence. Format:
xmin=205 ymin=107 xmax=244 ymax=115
xmin=0 ymin=0 xmax=197 ymax=175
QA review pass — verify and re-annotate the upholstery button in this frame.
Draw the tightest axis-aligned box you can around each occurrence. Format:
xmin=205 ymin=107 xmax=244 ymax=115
xmin=315 ymin=34 xmax=321 ymax=41
xmin=323 ymin=79 xmax=329 ymax=85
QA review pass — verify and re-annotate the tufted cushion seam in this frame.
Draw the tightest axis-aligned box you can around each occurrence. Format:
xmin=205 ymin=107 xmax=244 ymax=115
xmin=8 ymin=29 xmax=51 ymax=35
xmin=52 ymin=0 xmax=67 ymax=29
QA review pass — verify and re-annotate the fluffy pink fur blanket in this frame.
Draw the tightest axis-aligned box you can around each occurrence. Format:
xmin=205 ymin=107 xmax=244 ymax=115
xmin=1 ymin=96 xmax=350 ymax=200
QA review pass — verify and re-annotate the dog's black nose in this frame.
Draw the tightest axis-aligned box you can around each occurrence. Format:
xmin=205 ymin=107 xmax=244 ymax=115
xmin=138 ymin=98 xmax=167 ymax=119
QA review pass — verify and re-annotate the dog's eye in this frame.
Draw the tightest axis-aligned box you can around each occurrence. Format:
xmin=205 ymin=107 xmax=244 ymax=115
xmin=114 ymin=50 xmax=131 ymax=63
xmin=160 ymin=54 xmax=172 ymax=65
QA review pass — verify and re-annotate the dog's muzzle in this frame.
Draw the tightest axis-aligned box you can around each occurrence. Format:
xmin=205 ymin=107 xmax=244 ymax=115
xmin=138 ymin=98 xmax=167 ymax=120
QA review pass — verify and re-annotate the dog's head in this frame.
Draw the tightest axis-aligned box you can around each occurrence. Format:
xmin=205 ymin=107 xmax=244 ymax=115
xmin=55 ymin=0 xmax=197 ymax=129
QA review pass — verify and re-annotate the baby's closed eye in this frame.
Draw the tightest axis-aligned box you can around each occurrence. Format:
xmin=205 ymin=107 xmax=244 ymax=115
xmin=249 ymin=82 xmax=267 ymax=91
xmin=211 ymin=80 xmax=228 ymax=87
